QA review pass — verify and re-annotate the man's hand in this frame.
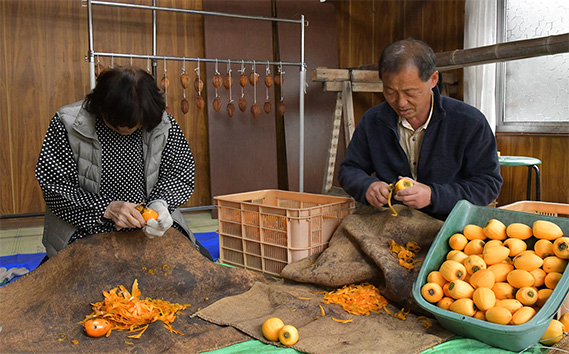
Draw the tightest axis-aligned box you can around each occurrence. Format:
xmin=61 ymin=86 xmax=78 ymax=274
xmin=104 ymin=201 xmax=146 ymax=229
xmin=394 ymin=178 xmax=432 ymax=209
xmin=365 ymin=181 xmax=392 ymax=208
xmin=143 ymin=201 xmax=173 ymax=238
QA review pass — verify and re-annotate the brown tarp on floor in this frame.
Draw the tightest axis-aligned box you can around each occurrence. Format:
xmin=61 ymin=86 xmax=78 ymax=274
xmin=196 ymin=280 xmax=454 ymax=354
xmin=0 ymin=229 xmax=267 ymax=353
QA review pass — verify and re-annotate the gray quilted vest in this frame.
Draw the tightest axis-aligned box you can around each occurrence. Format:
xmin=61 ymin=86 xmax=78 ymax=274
xmin=42 ymin=100 xmax=197 ymax=257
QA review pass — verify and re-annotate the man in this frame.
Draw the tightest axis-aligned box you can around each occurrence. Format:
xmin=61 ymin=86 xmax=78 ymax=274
xmin=338 ymin=39 xmax=502 ymax=220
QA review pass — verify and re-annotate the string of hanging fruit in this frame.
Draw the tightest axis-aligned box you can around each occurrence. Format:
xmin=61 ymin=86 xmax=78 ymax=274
xmin=264 ymin=62 xmax=272 ymax=114
xmin=160 ymin=58 xmax=171 ymax=114
xmin=212 ymin=60 xmax=222 ymax=112
xmin=250 ymin=62 xmax=261 ymax=119
xmin=94 ymin=57 xmax=287 ymax=119
xmin=225 ymin=60 xmax=235 ymax=117
xmin=194 ymin=59 xmax=205 ymax=109
xmin=180 ymin=59 xmax=190 ymax=114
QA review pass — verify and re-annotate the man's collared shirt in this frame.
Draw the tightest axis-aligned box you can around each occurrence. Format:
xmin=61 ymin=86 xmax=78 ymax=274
xmin=397 ymin=91 xmax=434 ymax=179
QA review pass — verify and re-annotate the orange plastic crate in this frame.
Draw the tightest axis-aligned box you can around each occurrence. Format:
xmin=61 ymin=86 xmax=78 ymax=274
xmin=214 ymin=189 xmax=355 ymax=276
xmin=499 ymin=201 xmax=569 ymax=218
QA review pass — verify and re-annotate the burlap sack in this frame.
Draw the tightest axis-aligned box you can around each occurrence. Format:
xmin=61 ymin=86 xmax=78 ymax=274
xmin=281 ymin=204 xmax=444 ymax=313
xmin=196 ymin=280 xmax=454 ymax=354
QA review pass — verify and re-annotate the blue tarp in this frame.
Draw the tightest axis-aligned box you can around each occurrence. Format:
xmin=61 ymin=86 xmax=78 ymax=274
xmin=195 ymin=231 xmax=220 ymax=261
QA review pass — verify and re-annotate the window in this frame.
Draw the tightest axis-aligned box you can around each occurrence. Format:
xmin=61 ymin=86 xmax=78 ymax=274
xmin=496 ymin=0 xmax=569 ymax=133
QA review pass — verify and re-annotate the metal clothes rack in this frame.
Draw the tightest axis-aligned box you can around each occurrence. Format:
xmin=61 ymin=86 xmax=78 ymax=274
xmin=85 ymin=0 xmax=308 ymax=192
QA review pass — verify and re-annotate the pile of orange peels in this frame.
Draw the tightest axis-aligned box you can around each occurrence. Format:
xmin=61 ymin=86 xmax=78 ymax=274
xmin=322 ymin=282 xmax=388 ymax=316
xmin=80 ymin=279 xmax=190 ymax=338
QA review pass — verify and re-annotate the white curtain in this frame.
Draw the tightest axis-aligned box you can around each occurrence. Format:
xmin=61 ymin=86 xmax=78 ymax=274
xmin=464 ymin=0 xmax=497 ymax=132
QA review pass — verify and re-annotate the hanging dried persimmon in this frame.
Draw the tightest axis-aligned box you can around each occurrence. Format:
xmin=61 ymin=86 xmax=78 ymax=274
xmin=212 ymin=73 xmax=223 ymax=89
xmin=196 ymin=95 xmax=205 ymax=109
xmin=224 ymin=73 xmax=233 ymax=90
xmin=251 ymin=103 xmax=261 ymax=119
xmin=180 ymin=73 xmax=191 ymax=89
xmin=265 ymin=75 xmax=273 ymax=88
xmin=194 ymin=77 xmax=203 ymax=93
xmin=238 ymin=97 xmax=247 ymax=112
xmin=213 ymin=97 xmax=221 ymax=112
xmin=227 ymin=101 xmax=235 ymax=117
xmin=181 ymin=98 xmax=190 ymax=114
xmin=239 ymin=73 xmax=247 ymax=88
xmin=160 ymin=76 xmax=170 ymax=91
xmin=249 ymin=71 xmax=259 ymax=86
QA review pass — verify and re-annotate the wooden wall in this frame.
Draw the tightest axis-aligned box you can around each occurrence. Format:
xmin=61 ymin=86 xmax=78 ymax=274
xmin=332 ymin=0 xmax=569 ymax=205
xmin=1 ymin=0 xmax=567 ymax=216
xmin=496 ymin=133 xmax=569 ymax=205
xmin=331 ymin=0 xmax=465 ymax=186
xmin=203 ymin=0 xmax=340 ymax=200
xmin=335 ymin=0 xmax=465 ymax=123
xmin=0 ymin=0 xmax=210 ymax=215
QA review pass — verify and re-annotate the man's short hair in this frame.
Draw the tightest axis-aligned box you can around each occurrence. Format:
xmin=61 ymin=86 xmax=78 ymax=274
xmin=378 ymin=38 xmax=436 ymax=82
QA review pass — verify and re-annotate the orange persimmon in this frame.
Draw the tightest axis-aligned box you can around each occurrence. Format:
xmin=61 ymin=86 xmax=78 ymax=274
xmin=141 ymin=208 xmax=158 ymax=222
xmin=262 ymin=317 xmax=284 ymax=342
xmin=84 ymin=318 xmax=112 ymax=338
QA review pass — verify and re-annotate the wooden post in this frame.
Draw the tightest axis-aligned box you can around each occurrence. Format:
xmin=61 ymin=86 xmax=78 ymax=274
xmin=322 ymin=93 xmax=343 ymax=193
xmin=342 ymin=81 xmax=355 ymax=142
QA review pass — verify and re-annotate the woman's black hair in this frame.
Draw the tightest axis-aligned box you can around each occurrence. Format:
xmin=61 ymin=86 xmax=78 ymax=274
xmin=378 ymin=38 xmax=436 ymax=82
xmin=83 ymin=66 xmax=165 ymax=131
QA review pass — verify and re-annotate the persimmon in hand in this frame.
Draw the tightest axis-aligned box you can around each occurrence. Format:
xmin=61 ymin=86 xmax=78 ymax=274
xmin=141 ymin=207 xmax=158 ymax=222
xmin=135 ymin=203 xmax=158 ymax=223
xmin=394 ymin=178 xmax=414 ymax=193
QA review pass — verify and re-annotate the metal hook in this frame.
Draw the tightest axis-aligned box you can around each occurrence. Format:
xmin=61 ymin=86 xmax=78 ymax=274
xmin=194 ymin=58 xmax=200 ymax=77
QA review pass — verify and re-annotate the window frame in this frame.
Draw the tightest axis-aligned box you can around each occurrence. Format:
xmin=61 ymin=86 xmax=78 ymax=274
xmin=495 ymin=0 xmax=569 ymax=134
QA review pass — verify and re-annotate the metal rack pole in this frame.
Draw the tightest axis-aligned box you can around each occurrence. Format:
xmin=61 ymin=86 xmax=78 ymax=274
xmin=152 ymin=0 xmax=157 ymax=79
xmin=87 ymin=0 xmax=96 ymax=89
xmin=86 ymin=0 xmax=307 ymax=192
xmin=299 ymin=14 xmax=306 ymax=193
xmin=90 ymin=51 xmax=303 ymax=67
xmin=89 ymin=0 xmax=303 ymax=24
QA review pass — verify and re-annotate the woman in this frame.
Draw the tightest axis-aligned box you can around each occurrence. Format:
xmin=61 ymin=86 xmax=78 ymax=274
xmin=35 ymin=66 xmax=212 ymax=260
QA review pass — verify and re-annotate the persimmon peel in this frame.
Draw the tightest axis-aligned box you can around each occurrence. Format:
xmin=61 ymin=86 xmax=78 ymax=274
xmin=322 ymin=283 xmax=388 ymax=316
xmin=80 ymin=279 xmax=190 ymax=338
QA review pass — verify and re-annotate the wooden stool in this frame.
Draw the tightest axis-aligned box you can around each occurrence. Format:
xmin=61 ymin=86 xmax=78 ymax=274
xmin=498 ymin=156 xmax=542 ymax=201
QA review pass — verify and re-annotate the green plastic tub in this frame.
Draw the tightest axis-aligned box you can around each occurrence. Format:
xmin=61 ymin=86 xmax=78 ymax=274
xmin=412 ymin=200 xmax=569 ymax=352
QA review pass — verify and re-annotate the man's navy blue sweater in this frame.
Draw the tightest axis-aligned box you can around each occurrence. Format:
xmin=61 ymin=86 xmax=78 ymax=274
xmin=338 ymin=87 xmax=503 ymax=220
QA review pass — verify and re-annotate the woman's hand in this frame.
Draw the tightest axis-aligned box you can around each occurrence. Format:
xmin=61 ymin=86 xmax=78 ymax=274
xmin=104 ymin=201 xmax=146 ymax=229
xmin=143 ymin=201 xmax=173 ymax=238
